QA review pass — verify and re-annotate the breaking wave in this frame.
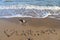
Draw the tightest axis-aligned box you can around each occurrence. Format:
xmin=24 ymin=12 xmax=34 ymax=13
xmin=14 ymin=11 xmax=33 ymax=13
xmin=0 ymin=4 xmax=60 ymax=19
xmin=0 ymin=4 xmax=60 ymax=10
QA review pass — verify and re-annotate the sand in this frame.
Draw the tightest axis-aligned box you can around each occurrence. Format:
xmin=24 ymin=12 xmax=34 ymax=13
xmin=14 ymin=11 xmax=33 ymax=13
xmin=0 ymin=18 xmax=60 ymax=40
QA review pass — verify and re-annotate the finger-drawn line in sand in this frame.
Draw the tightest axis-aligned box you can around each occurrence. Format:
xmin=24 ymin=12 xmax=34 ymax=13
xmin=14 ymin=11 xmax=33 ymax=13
xmin=4 ymin=29 xmax=15 ymax=37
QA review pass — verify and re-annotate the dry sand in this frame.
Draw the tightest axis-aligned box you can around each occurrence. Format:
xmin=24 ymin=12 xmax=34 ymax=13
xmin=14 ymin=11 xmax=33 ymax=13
xmin=0 ymin=18 xmax=60 ymax=40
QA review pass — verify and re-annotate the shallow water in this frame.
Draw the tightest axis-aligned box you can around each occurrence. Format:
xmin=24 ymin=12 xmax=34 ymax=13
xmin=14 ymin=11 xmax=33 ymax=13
xmin=0 ymin=0 xmax=60 ymax=19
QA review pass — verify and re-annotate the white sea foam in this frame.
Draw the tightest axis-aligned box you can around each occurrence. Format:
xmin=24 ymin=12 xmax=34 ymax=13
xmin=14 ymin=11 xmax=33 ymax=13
xmin=0 ymin=4 xmax=60 ymax=19
xmin=0 ymin=4 xmax=60 ymax=10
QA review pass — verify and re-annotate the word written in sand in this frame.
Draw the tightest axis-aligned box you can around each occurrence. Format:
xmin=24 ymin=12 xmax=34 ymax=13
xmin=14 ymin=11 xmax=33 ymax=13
xmin=4 ymin=28 xmax=57 ymax=37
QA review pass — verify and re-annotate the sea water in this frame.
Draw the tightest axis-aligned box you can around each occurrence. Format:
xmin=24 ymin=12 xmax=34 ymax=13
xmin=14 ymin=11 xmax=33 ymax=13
xmin=0 ymin=0 xmax=60 ymax=19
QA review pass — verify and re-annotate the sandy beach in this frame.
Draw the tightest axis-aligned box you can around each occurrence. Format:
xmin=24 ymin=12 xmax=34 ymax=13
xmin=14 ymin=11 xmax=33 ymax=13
xmin=0 ymin=18 xmax=60 ymax=40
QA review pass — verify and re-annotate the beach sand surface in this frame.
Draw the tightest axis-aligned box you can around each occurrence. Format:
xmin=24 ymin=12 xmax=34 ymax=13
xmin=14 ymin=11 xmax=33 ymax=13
xmin=0 ymin=18 xmax=60 ymax=40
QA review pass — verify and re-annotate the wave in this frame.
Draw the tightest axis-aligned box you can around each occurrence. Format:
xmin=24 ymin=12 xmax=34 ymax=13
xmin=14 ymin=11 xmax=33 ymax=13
xmin=0 ymin=4 xmax=60 ymax=10
xmin=0 ymin=4 xmax=60 ymax=19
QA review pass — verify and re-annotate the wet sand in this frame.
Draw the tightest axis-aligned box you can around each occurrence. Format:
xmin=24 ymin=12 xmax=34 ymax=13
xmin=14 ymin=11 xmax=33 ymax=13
xmin=0 ymin=18 xmax=60 ymax=40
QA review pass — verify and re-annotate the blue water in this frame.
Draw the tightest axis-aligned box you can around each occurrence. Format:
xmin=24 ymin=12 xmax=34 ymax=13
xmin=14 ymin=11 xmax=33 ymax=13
xmin=0 ymin=0 xmax=60 ymax=6
xmin=0 ymin=0 xmax=60 ymax=19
